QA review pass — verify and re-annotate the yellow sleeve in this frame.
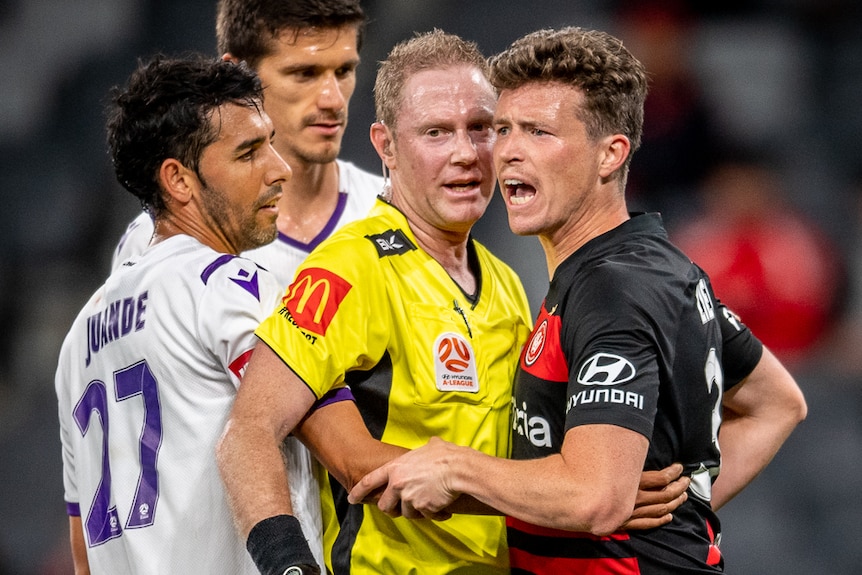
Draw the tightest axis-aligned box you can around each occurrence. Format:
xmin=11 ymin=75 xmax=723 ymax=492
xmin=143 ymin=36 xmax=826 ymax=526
xmin=255 ymin=235 xmax=390 ymax=398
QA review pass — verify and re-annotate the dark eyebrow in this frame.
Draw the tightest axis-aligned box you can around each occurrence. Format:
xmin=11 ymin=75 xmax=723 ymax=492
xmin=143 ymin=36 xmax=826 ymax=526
xmin=234 ymin=131 xmax=271 ymax=156
xmin=280 ymin=58 xmax=360 ymax=74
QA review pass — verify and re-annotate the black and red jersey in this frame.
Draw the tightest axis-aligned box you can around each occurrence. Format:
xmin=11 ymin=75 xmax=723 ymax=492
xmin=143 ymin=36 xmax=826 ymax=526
xmin=509 ymin=213 xmax=762 ymax=574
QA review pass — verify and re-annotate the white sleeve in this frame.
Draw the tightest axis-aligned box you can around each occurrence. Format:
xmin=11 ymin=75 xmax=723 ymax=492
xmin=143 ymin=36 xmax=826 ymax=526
xmin=197 ymin=258 xmax=283 ymax=389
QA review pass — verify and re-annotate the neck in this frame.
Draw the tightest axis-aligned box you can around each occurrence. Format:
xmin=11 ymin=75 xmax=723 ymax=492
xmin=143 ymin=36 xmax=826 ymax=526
xmin=275 ymin=160 xmax=341 ymax=243
xmin=151 ymin=213 xmax=239 ymax=255
xmin=542 ymin=202 xmax=630 ymax=279
xmin=406 ymin=212 xmax=476 ymax=296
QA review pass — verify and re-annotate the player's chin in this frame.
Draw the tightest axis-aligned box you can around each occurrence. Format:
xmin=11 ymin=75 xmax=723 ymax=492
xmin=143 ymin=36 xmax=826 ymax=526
xmin=259 ymin=222 xmax=279 ymax=245
xmin=505 ymin=212 xmax=542 ymax=237
xmin=246 ymin=221 xmax=279 ymax=250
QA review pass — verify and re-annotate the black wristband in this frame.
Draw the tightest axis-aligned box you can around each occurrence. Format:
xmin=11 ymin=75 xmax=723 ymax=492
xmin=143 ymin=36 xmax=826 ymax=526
xmin=246 ymin=515 xmax=320 ymax=575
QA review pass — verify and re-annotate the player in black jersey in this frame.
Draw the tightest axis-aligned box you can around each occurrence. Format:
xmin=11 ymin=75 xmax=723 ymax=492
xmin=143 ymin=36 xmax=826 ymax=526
xmin=350 ymin=26 xmax=807 ymax=574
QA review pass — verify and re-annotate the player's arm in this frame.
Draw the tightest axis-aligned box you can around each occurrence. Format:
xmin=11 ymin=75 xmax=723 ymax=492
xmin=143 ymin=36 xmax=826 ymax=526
xmin=352 ymin=423 xmax=649 ymax=535
xmin=69 ymin=515 xmax=90 ymax=575
xmin=351 ymin=460 xmax=688 ymax=528
xmin=294 ymin=399 xmax=407 ymax=491
xmin=711 ymin=346 xmax=806 ymax=510
xmin=216 ymin=339 xmax=320 ymax=572
xmin=299 ymin=395 xmax=685 ymax=525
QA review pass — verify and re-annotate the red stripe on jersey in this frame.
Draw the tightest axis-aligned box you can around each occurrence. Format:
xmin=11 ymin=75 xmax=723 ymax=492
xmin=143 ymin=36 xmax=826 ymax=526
xmin=507 ymin=516 xmax=631 ymax=541
xmin=705 ymin=518 xmax=722 ymax=566
xmin=228 ymin=348 xmax=254 ymax=380
xmin=520 ymin=304 xmax=568 ymax=382
xmin=509 ymin=547 xmax=641 ymax=574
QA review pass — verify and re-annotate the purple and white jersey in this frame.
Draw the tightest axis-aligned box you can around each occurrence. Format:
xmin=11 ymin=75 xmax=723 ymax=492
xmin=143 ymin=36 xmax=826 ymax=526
xmin=111 ymin=159 xmax=383 ymax=285
xmin=107 ymin=160 xmax=381 ymax=562
xmin=55 ymin=235 xmax=324 ymax=573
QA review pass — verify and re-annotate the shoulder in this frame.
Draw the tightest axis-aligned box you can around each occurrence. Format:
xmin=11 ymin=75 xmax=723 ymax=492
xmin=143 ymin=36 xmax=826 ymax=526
xmin=197 ymin=252 xmax=282 ymax=303
xmin=141 ymin=238 xmax=282 ymax=306
xmin=299 ymin=207 xmax=417 ymax=286
xmin=306 ymin=217 xmax=395 ymax=271
xmin=552 ymin=253 xmax=652 ymax=325
xmin=111 ymin=211 xmax=155 ymax=270
xmin=324 ymin=202 xmax=409 ymax=250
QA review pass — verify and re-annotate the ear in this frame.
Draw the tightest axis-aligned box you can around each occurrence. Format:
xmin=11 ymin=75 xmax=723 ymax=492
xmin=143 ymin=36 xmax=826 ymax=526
xmin=222 ymin=52 xmax=238 ymax=64
xmin=598 ymin=134 xmax=631 ymax=179
xmin=158 ymin=158 xmax=197 ymax=207
xmin=370 ymin=122 xmax=396 ymax=170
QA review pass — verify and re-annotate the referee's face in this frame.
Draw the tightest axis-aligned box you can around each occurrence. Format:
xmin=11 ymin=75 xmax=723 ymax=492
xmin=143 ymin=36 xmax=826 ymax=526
xmin=384 ymin=64 xmax=497 ymax=237
xmin=195 ymin=103 xmax=291 ymax=254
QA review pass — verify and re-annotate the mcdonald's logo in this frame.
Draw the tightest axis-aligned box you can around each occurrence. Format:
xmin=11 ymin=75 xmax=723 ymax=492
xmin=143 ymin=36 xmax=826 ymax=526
xmin=282 ymin=267 xmax=352 ymax=336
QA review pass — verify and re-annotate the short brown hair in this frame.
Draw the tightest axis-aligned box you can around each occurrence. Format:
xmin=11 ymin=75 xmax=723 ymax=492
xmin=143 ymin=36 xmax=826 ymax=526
xmin=490 ymin=27 xmax=648 ymax=177
xmin=374 ymin=29 xmax=489 ymax=130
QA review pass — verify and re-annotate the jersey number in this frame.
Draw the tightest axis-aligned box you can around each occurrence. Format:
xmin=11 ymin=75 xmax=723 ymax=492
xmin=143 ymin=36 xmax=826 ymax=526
xmin=73 ymin=360 xmax=163 ymax=546
xmin=690 ymin=348 xmax=724 ymax=501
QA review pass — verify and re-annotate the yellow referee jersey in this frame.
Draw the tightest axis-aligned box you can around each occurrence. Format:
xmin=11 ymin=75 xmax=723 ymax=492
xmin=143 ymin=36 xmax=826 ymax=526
xmin=256 ymin=199 xmax=532 ymax=574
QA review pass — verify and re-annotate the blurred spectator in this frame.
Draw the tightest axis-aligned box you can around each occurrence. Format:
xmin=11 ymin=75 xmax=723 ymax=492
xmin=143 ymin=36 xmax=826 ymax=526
xmin=815 ymin=168 xmax=862 ymax=375
xmin=612 ymin=0 xmax=723 ymax=227
xmin=671 ymin=147 xmax=845 ymax=367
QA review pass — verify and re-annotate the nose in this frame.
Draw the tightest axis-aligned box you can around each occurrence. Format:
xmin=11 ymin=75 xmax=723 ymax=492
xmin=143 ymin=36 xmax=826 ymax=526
xmin=493 ymin=131 xmax=519 ymax=165
xmin=451 ymin=130 xmax=479 ymax=165
xmin=266 ymin=145 xmax=292 ymax=186
xmin=317 ymin=72 xmax=347 ymax=111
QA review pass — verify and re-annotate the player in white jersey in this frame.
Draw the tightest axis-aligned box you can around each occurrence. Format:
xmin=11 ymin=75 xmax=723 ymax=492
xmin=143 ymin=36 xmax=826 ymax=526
xmin=108 ymin=7 xmax=379 ymax=568
xmin=58 ymin=238 xmax=285 ymax=574
xmin=56 ymin=55 xmax=322 ymax=574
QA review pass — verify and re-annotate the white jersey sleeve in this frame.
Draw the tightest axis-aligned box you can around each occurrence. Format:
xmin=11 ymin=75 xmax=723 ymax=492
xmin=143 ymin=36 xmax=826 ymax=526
xmin=56 ymin=235 xmax=322 ymax=573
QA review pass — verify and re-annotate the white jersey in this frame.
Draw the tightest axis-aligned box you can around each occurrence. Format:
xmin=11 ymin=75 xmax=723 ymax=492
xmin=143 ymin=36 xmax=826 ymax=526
xmin=101 ymin=160 xmax=380 ymax=570
xmin=111 ymin=159 xmax=383 ymax=286
xmin=55 ymin=235 xmax=323 ymax=573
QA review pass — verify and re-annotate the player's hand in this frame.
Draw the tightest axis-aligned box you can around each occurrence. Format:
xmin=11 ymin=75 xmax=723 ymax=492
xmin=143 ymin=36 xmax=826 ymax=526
xmin=349 ymin=437 xmax=459 ymax=521
xmin=621 ymin=462 xmax=690 ymax=531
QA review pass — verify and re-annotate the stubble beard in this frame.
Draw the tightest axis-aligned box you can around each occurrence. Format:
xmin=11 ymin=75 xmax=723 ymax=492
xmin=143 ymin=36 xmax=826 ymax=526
xmin=238 ymin=218 xmax=278 ymax=253
xmin=201 ymin=184 xmax=280 ymax=254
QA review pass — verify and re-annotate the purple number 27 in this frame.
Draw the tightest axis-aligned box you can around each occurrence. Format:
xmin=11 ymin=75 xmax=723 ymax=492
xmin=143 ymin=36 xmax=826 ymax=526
xmin=72 ymin=360 xmax=163 ymax=546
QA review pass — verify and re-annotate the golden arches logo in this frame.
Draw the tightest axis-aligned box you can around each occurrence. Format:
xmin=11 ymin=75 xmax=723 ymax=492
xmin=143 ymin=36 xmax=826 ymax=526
xmin=288 ymin=276 xmax=331 ymax=324
xmin=283 ymin=267 xmax=352 ymax=336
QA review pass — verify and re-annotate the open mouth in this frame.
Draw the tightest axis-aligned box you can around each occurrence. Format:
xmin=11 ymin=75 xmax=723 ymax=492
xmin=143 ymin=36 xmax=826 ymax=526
xmin=503 ymin=178 xmax=536 ymax=205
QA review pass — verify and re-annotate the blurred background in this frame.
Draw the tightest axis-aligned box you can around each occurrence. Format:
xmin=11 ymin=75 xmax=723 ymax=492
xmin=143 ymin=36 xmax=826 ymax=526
xmin=2 ymin=0 xmax=861 ymax=573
